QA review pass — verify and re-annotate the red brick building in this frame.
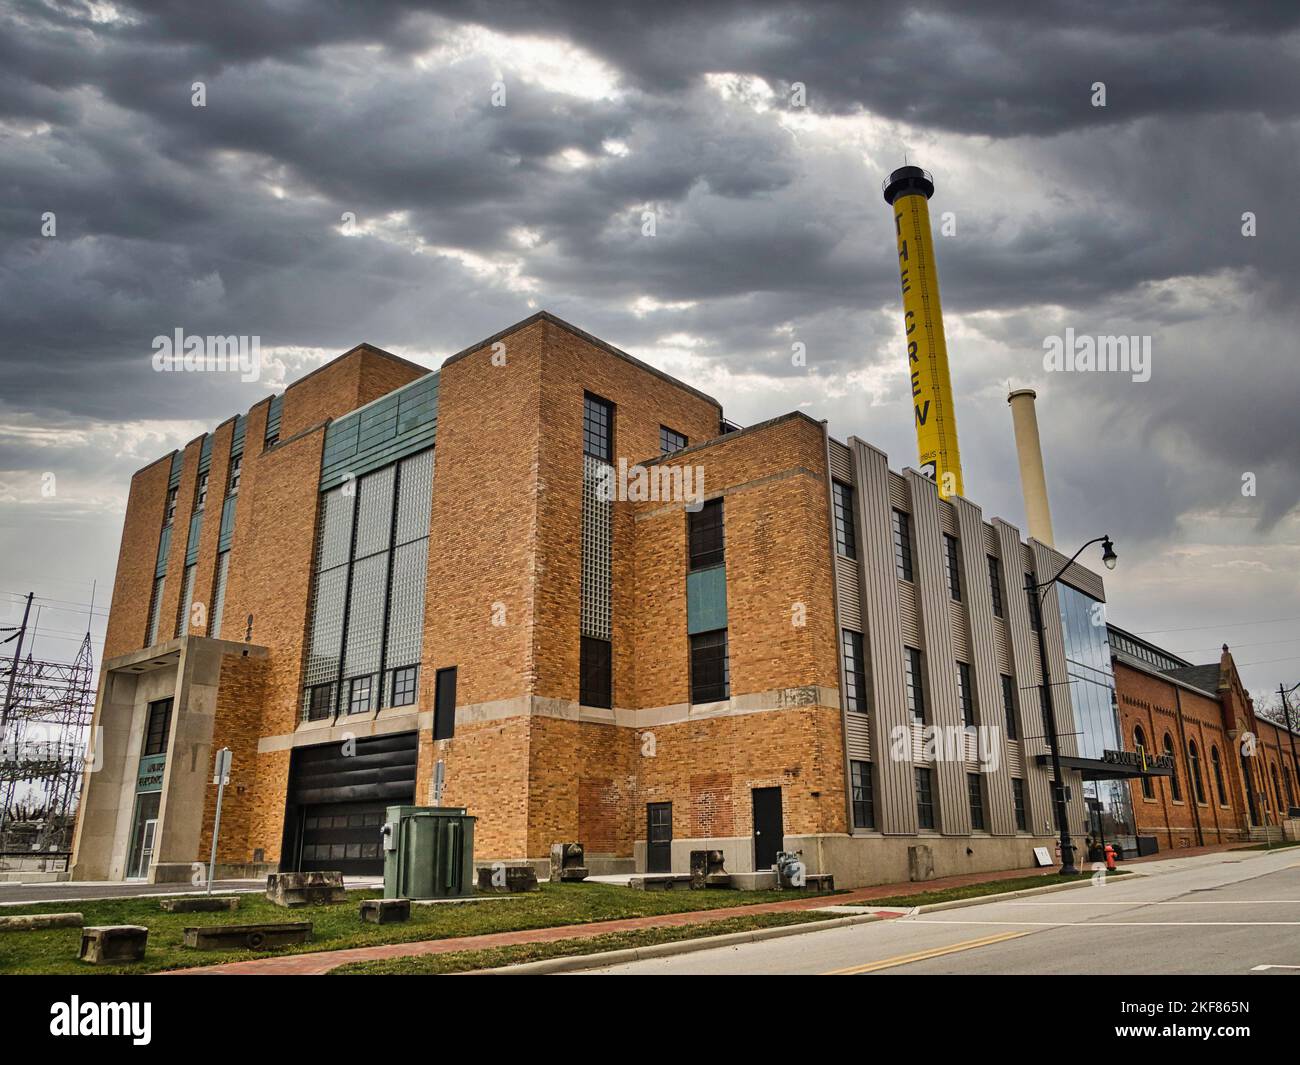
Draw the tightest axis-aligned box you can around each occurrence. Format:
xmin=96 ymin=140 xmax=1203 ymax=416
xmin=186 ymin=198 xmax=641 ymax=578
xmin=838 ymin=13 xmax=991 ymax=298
xmin=1109 ymin=625 xmax=1300 ymax=850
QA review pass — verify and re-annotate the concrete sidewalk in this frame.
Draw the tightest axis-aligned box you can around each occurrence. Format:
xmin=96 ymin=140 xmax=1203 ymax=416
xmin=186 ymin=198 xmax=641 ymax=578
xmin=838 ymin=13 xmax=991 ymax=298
xmin=167 ymin=863 xmax=1107 ymax=976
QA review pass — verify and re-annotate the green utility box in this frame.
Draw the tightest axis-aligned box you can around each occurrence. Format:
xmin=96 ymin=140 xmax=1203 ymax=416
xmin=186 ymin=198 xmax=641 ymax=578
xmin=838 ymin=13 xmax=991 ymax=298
xmin=382 ymin=806 xmax=476 ymax=900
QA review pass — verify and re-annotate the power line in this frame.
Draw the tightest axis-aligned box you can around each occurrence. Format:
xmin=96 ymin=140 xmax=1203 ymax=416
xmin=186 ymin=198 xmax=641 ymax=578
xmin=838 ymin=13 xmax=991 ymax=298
xmin=1134 ymin=615 xmax=1300 ymax=635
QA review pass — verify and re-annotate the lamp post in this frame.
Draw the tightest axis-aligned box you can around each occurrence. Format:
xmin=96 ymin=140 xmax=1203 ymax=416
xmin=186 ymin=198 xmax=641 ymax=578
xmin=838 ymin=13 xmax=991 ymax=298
xmin=1031 ymin=535 xmax=1117 ymax=876
xmin=1277 ymin=681 xmax=1300 ymax=815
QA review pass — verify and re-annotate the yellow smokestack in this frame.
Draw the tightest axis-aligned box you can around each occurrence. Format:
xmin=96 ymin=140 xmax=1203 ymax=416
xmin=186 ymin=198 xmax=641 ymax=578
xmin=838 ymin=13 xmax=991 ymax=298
xmin=1007 ymin=387 xmax=1055 ymax=547
xmin=883 ymin=165 xmax=964 ymax=499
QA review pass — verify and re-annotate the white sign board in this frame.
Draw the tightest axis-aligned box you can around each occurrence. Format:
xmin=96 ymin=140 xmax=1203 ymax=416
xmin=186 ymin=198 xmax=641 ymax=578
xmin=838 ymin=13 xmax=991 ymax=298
xmin=1033 ymin=846 xmax=1053 ymax=867
xmin=213 ymin=747 xmax=232 ymax=786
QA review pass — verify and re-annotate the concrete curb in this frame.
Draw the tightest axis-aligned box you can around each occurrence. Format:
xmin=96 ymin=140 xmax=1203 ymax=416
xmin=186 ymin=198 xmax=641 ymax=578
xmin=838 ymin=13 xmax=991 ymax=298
xmin=470 ymin=913 xmax=887 ymax=975
xmin=909 ymin=873 xmax=1108 ymax=913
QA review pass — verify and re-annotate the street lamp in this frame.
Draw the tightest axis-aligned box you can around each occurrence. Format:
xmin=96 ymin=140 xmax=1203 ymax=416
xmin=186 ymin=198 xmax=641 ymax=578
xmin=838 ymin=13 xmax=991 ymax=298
xmin=1031 ymin=535 xmax=1116 ymax=876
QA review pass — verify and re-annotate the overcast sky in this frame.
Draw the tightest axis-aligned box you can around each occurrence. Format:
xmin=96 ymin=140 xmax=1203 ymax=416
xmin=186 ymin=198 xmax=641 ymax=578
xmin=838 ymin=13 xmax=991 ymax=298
xmin=1 ymin=1 xmax=1297 ymax=707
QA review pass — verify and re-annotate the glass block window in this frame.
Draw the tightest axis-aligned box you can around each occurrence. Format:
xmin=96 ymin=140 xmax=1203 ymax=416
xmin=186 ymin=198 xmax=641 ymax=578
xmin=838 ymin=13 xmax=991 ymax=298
xmin=209 ymin=550 xmax=230 ymax=637
xmin=988 ymin=556 xmax=1004 ymax=617
xmin=583 ymin=392 xmax=613 ymax=462
xmin=832 ymin=481 xmax=856 ymax=559
xmin=581 ymin=454 xmax=613 ymax=641
xmin=175 ymin=563 xmax=196 ymax=637
xmin=1001 ymin=674 xmax=1018 ymax=740
xmin=300 ymin=450 xmax=433 ymax=720
xmin=968 ymin=772 xmax=986 ymax=831
xmin=689 ymin=497 xmax=724 ymax=571
xmin=944 ymin=534 xmax=962 ymax=601
xmin=915 ymin=767 xmax=935 ymax=829
xmin=660 ymin=425 xmax=688 ymax=455
xmin=957 ymin=661 xmax=975 ymax=727
xmin=892 ymin=509 xmax=914 ymax=581
xmin=1012 ymin=777 xmax=1027 ymax=830
xmin=390 ymin=666 xmax=417 ymax=708
xmin=690 ymin=629 xmax=729 ymax=704
xmin=146 ymin=575 xmax=165 ymax=646
xmin=841 ymin=629 xmax=870 ymax=713
xmin=904 ymin=646 xmax=926 ymax=725
xmin=850 ymin=760 xmax=875 ymax=829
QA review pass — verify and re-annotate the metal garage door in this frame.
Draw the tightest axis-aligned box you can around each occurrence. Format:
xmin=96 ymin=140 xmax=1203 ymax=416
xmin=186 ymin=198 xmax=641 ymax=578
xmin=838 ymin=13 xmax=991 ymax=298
xmin=281 ymin=731 xmax=418 ymax=875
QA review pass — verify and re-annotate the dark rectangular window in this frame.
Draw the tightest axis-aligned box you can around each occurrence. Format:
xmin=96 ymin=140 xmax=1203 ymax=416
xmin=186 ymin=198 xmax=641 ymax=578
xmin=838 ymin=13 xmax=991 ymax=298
xmin=1012 ymin=777 xmax=1027 ymax=831
xmin=433 ymin=666 xmax=457 ymax=740
xmin=915 ymin=767 xmax=935 ymax=829
xmin=957 ymin=661 xmax=975 ymax=727
xmin=832 ymin=481 xmax=857 ymax=559
xmin=850 ymin=760 xmax=875 ymax=829
xmin=690 ymin=629 xmax=729 ymax=703
xmin=841 ymin=629 xmax=870 ymax=713
xmin=195 ymin=471 xmax=209 ymax=512
xmin=143 ymin=698 xmax=172 ymax=756
xmin=660 ymin=425 xmax=688 ymax=455
xmin=968 ymin=772 xmax=986 ymax=831
xmin=988 ymin=556 xmax=1004 ymax=617
xmin=165 ymin=486 xmax=178 ymax=524
xmin=892 ymin=509 xmax=914 ymax=581
xmin=580 ymin=636 xmax=612 ymax=708
xmin=944 ymin=534 xmax=962 ymax=601
xmin=228 ymin=453 xmax=242 ymax=494
xmin=689 ymin=497 xmax=724 ymax=571
xmin=1001 ymin=674 xmax=1018 ymax=740
xmin=307 ymin=684 xmax=333 ymax=721
xmin=904 ymin=646 xmax=925 ymax=725
xmin=583 ymin=392 xmax=613 ymax=462
xmin=348 ymin=675 xmax=372 ymax=715
xmin=390 ymin=666 xmax=417 ymax=708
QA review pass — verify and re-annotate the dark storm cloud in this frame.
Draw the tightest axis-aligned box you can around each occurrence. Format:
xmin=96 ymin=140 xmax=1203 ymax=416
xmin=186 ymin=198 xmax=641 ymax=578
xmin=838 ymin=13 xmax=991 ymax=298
xmin=1 ymin=0 xmax=1298 ymax=691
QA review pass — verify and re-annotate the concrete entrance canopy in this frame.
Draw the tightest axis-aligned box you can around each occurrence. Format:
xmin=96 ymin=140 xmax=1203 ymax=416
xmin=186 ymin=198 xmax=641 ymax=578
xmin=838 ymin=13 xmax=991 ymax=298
xmin=70 ymin=635 xmax=268 ymax=883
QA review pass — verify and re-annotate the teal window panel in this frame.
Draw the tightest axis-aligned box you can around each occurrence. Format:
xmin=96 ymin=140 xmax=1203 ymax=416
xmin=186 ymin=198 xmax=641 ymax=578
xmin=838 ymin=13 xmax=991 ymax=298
xmin=218 ymin=496 xmax=237 ymax=551
xmin=155 ymin=524 xmax=172 ymax=577
xmin=168 ymin=451 xmax=184 ymax=489
xmin=319 ymin=372 xmax=439 ymax=490
xmin=184 ymin=510 xmax=203 ymax=565
xmin=687 ymin=566 xmax=728 ymax=635
xmin=231 ymin=414 xmax=246 ymax=454
xmin=197 ymin=433 xmax=213 ymax=474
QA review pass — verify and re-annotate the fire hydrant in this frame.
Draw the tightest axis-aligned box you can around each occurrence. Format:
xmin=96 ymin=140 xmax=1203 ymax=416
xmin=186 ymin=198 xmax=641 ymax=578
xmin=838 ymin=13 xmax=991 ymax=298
xmin=1104 ymin=844 xmax=1116 ymax=871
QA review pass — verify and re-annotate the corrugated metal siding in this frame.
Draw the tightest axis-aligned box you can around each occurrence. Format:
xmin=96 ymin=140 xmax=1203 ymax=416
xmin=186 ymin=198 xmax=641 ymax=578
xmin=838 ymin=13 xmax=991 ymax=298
xmin=939 ymin=500 xmax=957 ymax=536
xmin=829 ymin=439 xmax=853 ymax=482
xmin=852 ymin=439 xmax=918 ymax=834
xmin=949 ymin=600 xmax=969 ymax=661
xmin=320 ymin=373 xmax=439 ymax=490
xmin=836 ymin=559 xmax=862 ymax=629
xmin=231 ymin=414 xmax=246 ymax=455
xmin=954 ymin=496 xmax=1015 ymax=835
xmin=906 ymin=469 xmax=969 ymax=835
xmin=888 ymin=471 xmax=908 ymax=510
xmin=1006 ymin=741 xmax=1023 ymax=777
xmin=994 ymin=621 xmax=1012 ymax=674
xmin=265 ymin=394 xmax=283 ymax=442
xmin=197 ymin=434 xmax=213 ymax=475
xmin=845 ymin=712 xmax=872 ymax=760
xmin=168 ymin=451 xmax=183 ymax=489
xmin=995 ymin=518 xmax=1053 ymax=836
xmin=898 ymin=582 xmax=920 ymax=645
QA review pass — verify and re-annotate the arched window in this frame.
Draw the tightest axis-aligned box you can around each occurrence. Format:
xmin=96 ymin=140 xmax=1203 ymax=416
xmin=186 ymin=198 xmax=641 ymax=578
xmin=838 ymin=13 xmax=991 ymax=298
xmin=1210 ymin=746 xmax=1227 ymax=805
xmin=1188 ymin=741 xmax=1206 ymax=804
xmin=1164 ymin=733 xmax=1182 ymax=802
xmin=1135 ymin=726 xmax=1154 ymax=799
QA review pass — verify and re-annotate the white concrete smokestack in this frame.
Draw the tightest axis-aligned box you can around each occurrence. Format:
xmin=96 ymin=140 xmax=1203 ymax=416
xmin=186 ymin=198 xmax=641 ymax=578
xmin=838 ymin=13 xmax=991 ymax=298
xmin=1007 ymin=387 xmax=1055 ymax=547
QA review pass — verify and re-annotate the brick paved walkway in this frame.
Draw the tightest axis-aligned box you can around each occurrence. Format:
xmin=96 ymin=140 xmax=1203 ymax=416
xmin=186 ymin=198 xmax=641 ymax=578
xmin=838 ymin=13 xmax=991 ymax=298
xmin=167 ymin=863 xmax=1087 ymax=976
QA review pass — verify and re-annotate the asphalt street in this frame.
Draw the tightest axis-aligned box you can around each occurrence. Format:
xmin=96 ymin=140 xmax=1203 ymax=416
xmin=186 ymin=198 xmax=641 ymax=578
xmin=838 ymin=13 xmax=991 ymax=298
xmin=582 ymin=849 xmax=1300 ymax=975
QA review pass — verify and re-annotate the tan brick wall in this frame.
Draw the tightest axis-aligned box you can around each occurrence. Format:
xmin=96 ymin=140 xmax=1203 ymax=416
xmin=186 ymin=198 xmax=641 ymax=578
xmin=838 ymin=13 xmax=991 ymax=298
xmin=102 ymin=455 xmax=171 ymax=659
xmin=198 ymin=650 xmax=269 ymax=864
xmin=277 ymin=344 xmax=426 ymax=441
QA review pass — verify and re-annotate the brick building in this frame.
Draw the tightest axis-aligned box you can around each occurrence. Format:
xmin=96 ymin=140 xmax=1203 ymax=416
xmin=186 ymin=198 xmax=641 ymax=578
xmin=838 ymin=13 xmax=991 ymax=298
xmin=1109 ymin=626 xmax=1300 ymax=850
xmin=72 ymin=312 xmax=1157 ymax=888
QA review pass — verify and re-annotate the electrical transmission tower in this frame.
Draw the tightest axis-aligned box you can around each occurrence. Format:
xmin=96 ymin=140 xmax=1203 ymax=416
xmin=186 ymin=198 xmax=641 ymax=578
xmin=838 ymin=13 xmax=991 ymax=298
xmin=0 ymin=626 xmax=96 ymax=859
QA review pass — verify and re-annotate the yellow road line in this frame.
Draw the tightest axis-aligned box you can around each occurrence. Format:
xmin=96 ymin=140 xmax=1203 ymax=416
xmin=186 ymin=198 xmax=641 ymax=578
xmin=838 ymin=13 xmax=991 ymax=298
xmin=826 ymin=930 xmax=1030 ymax=975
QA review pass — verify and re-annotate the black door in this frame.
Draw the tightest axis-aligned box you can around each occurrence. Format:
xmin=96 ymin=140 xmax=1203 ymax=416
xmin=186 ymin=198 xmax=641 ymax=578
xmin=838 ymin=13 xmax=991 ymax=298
xmin=297 ymin=802 xmax=387 ymax=875
xmin=647 ymin=802 xmax=672 ymax=873
xmin=752 ymin=787 xmax=783 ymax=871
